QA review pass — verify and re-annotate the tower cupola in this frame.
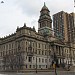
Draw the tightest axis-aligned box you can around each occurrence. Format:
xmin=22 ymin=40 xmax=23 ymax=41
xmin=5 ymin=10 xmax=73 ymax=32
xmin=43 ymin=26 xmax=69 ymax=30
xmin=41 ymin=2 xmax=49 ymax=12
xmin=38 ymin=3 xmax=52 ymax=36
xmin=40 ymin=2 xmax=50 ymax=18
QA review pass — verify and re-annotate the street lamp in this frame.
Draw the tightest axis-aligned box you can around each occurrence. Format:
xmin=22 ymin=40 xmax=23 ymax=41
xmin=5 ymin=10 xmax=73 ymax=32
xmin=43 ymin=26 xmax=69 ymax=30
xmin=36 ymin=56 xmax=37 ymax=73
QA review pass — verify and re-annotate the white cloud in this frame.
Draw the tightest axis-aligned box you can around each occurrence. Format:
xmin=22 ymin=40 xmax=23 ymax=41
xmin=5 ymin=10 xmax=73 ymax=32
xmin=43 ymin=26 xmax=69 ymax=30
xmin=14 ymin=0 xmax=74 ymax=15
xmin=0 ymin=0 xmax=74 ymax=37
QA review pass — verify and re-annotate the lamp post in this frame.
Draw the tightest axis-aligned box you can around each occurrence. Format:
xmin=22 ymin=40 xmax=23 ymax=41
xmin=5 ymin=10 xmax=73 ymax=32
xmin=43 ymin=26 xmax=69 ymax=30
xmin=36 ymin=56 xmax=37 ymax=73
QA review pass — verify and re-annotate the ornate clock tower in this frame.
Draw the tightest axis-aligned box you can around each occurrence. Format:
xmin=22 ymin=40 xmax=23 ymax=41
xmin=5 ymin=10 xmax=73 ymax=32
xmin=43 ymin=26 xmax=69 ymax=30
xmin=38 ymin=2 xmax=52 ymax=36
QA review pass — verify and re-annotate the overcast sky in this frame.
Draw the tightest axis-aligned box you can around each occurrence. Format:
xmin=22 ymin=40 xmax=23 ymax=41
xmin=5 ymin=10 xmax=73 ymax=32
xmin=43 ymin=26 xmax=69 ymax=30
xmin=0 ymin=0 xmax=74 ymax=37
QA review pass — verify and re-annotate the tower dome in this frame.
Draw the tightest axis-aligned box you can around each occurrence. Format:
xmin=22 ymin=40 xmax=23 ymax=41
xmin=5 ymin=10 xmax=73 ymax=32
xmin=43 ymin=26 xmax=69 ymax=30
xmin=41 ymin=2 xmax=49 ymax=12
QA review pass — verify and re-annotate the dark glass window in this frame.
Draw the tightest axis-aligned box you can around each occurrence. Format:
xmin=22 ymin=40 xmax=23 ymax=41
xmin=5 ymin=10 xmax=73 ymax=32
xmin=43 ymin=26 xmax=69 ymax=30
xmin=28 ymin=57 xmax=32 ymax=62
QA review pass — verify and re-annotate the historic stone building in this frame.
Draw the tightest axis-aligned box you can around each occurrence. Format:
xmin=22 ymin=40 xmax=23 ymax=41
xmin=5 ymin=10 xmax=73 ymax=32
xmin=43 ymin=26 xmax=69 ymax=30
xmin=0 ymin=3 xmax=75 ymax=72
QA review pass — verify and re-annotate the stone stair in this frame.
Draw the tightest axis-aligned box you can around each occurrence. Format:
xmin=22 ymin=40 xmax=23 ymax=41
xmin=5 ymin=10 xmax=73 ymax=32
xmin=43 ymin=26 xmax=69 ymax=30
xmin=70 ymin=66 xmax=75 ymax=71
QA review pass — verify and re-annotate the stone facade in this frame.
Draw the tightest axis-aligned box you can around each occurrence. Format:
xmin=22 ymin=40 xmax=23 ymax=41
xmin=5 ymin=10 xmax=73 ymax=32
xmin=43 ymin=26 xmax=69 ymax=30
xmin=0 ymin=25 xmax=66 ymax=71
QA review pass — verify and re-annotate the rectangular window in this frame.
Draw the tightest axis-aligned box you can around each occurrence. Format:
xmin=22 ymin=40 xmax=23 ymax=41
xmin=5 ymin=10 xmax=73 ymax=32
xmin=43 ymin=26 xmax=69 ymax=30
xmin=39 ymin=65 xmax=41 ymax=68
xmin=26 ymin=56 xmax=27 ymax=60
xmin=42 ymin=59 xmax=44 ymax=63
xmin=38 ymin=43 xmax=40 ymax=48
xmin=9 ymin=44 xmax=11 ymax=49
xmin=46 ymin=65 xmax=47 ymax=68
xmin=28 ymin=57 xmax=32 ymax=62
xmin=39 ymin=50 xmax=40 ymax=55
xmin=26 ymin=65 xmax=27 ymax=68
xmin=1 ymin=52 xmax=2 ymax=56
xmin=26 ymin=42 xmax=27 ymax=45
xmin=12 ymin=43 xmax=13 ymax=48
xmin=45 ymin=59 xmax=47 ymax=63
xmin=35 ymin=50 xmax=37 ymax=54
xmin=4 ymin=45 xmax=5 ymax=50
xmin=39 ymin=58 xmax=41 ymax=62
xmin=36 ymin=42 xmax=37 ymax=47
xmin=33 ymin=65 xmax=35 ymax=68
xmin=6 ymin=45 xmax=8 ymax=50
xmin=3 ymin=51 xmax=4 ymax=56
xmin=33 ymin=43 xmax=34 ymax=47
xmin=29 ymin=41 xmax=30 ymax=46
xmin=26 ymin=47 xmax=27 ymax=52
xmin=29 ymin=41 xmax=32 ymax=47
xmin=42 ymin=51 xmax=44 ymax=55
xmin=45 ymin=51 xmax=46 ymax=55
xmin=12 ymin=51 xmax=13 ymax=54
xmin=29 ymin=65 xmax=31 ymax=68
xmin=45 ymin=45 xmax=46 ymax=49
xmin=33 ymin=48 xmax=34 ymax=53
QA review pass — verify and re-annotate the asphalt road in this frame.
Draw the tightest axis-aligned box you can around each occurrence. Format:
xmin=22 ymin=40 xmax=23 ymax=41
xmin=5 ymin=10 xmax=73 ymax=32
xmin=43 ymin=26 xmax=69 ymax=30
xmin=0 ymin=71 xmax=75 ymax=75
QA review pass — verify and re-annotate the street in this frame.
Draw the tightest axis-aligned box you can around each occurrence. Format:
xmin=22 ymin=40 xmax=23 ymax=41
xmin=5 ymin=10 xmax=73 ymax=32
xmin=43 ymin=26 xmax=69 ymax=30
xmin=0 ymin=71 xmax=75 ymax=75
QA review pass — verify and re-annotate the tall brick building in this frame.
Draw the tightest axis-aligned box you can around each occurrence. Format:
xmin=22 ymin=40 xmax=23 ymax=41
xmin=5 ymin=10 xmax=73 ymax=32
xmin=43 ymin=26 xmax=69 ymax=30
xmin=53 ymin=11 xmax=75 ymax=44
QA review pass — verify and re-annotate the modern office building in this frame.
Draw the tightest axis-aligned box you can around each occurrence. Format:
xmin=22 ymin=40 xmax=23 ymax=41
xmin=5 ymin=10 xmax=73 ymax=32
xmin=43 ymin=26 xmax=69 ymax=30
xmin=53 ymin=11 xmax=75 ymax=44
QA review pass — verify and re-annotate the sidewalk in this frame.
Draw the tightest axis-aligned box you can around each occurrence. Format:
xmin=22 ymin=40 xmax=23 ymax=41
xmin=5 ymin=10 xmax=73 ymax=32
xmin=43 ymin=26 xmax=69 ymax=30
xmin=0 ymin=68 xmax=70 ymax=73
